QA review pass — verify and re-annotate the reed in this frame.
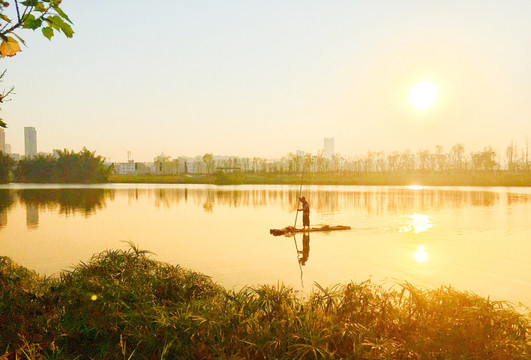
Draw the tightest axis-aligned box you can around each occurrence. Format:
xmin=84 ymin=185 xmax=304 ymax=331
xmin=110 ymin=171 xmax=531 ymax=187
xmin=1 ymin=245 xmax=530 ymax=359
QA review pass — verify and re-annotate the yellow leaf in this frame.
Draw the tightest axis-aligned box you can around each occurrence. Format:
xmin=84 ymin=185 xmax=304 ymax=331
xmin=0 ymin=36 xmax=21 ymax=57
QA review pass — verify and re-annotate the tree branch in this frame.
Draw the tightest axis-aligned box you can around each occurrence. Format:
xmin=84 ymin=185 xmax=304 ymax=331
xmin=14 ymin=0 xmax=21 ymax=22
xmin=1 ymin=5 xmax=53 ymax=39
xmin=21 ymin=5 xmax=34 ymax=20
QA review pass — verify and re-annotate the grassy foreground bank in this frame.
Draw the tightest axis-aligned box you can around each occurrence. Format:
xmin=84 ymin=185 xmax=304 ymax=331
xmin=1 ymin=246 xmax=530 ymax=359
xmin=110 ymin=171 xmax=531 ymax=186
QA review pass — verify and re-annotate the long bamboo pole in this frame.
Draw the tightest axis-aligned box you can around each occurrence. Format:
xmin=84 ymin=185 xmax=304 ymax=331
xmin=293 ymin=167 xmax=305 ymax=228
xmin=293 ymin=164 xmax=305 ymax=287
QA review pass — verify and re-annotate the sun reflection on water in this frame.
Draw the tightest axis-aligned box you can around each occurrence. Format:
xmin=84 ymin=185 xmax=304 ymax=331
xmin=415 ymin=245 xmax=428 ymax=263
xmin=399 ymin=213 xmax=433 ymax=234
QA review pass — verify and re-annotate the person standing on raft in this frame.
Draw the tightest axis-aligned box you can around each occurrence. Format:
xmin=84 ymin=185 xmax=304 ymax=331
xmin=298 ymin=196 xmax=310 ymax=230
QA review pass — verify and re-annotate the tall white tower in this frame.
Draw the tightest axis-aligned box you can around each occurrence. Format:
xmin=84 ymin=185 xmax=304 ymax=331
xmin=324 ymin=137 xmax=335 ymax=159
xmin=24 ymin=127 xmax=37 ymax=158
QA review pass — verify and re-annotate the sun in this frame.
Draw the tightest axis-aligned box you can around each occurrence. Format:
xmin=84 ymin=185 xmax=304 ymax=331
xmin=408 ymin=81 xmax=438 ymax=109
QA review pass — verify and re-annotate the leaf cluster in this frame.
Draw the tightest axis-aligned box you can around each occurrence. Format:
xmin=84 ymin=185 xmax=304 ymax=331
xmin=0 ymin=0 xmax=73 ymax=57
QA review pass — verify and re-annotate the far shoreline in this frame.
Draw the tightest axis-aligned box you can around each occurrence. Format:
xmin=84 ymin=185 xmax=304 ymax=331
xmin=109 ymin=171 xmax=531 ymax=187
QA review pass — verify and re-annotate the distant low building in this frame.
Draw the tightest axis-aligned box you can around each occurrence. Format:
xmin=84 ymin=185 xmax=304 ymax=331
xmin=135 ymin=162 xmax=151 ymax=174
xmin=114 ymin=161 xmax=136 ymax=175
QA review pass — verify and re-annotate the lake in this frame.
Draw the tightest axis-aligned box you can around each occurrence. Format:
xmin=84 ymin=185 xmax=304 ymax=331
xmin=1 ymin=184 xmax=530 ymax=307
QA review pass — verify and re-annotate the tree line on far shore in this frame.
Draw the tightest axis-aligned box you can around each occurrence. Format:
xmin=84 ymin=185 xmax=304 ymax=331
xmin=1 ymin=141 xmax=530 ymax=184
xmin=0 ymin=148 xmax=109 ymax=184
xmin=150 ymin=141 xmax=530 ymax=175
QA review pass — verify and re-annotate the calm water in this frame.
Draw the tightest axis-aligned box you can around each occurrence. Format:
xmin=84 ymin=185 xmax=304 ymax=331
xmin=1 ymin=184 xmax=530 ymax=306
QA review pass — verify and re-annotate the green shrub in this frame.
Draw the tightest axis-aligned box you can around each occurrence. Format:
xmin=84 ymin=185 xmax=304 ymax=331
xmin=1 ymin=246 xmax=530 ymax=359
xmin=0 ymin=151 xmax=14 ymax=183
xmin=14 ymin=148 xmax=110 ymax=183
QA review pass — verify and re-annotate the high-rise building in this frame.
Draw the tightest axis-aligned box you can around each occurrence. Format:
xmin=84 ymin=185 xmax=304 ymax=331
xmin=324 ymin=137 xmax=335 ymax=159
xmin=4 ymin=144 xmax=10 ymax=154
xmin=24 ymin=127 xmax=37 ymax=158
xmin=0 ymin=128 xmax=5 ymax=153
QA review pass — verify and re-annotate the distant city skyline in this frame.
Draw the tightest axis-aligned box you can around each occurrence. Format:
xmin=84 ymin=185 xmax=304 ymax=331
xmin=1 ymin=1 xmax=530 ymax=161
xmin=2 ymin=126 xmax=530 ymax=165
xmin=4 ymin=127 xmax=340 ymax=161
xmin=2 ymin=124 xmax=530 ymax=163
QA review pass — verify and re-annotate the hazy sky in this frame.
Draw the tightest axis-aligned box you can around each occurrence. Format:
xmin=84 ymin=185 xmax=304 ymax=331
xmin=2 ymin=0 xmax=530 ymax=161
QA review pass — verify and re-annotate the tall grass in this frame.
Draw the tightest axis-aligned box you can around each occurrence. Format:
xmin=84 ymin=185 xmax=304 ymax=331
xmin=1 ymin=245 xmax=530 ymax=359
xmin=110 ymin=171 xmax=531 ymax=187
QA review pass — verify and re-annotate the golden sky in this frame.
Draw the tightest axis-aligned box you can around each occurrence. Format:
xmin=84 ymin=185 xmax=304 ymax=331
xmin=2 ymin=0 xmax=530 ymax=161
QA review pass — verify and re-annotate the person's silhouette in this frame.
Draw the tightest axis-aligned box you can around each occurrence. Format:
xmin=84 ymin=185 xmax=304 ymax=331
xmin=297 ymin=196 xmax=310 ymax=230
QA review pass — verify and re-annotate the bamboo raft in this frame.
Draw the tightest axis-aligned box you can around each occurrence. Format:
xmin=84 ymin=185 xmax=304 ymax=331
xmin=270 ymin=225 xmax=351 ymax=236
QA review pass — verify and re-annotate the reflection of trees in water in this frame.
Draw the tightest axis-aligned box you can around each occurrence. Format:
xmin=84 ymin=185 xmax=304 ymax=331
xmin=126 ymin=187 xmax=526 ymax=214
xmin=17 ymin=189 xmax=111 ymax=216
xmin=329 ymin=189 xmax=501 ymax=214
xmin=301 ymin=188 xmax=503 ymax=213
xmin=0 ymin=190 xmax=14 ymax=213
xmin=0 ymin=190 xmax=14 ymax=227
xmin=507 ymin=193 xmax=531 ymax=205
xmin=4 ymin=187 xmax=527 ymax=220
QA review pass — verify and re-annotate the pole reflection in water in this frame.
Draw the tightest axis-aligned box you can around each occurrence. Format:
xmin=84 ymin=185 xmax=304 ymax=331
xmin=293 ymin=232 xmax=311 ymax=288
xmin=292 ymin=233 xmax=304 ymax=288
